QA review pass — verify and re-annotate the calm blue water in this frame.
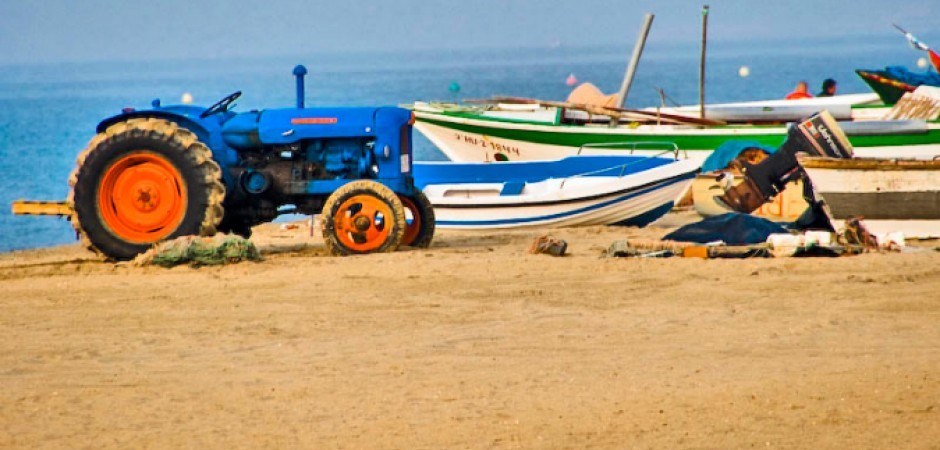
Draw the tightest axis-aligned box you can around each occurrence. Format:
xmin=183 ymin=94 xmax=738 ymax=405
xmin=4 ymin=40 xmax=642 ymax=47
xmin=1 ymin=35 xmax=935 ymax=252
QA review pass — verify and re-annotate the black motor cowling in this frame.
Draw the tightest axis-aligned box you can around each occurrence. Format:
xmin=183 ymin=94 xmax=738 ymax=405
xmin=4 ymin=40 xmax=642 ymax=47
xmin=717 ymin=110 xmax=854 ymax=213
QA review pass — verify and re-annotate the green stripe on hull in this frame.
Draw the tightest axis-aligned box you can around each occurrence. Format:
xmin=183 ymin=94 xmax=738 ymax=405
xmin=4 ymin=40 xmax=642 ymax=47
xmin=418 ymin=115 xmax=940 ymax=150
xmin=846 ymin=130 xmax=940 ymax=147
xmin=420 ymin=117 xmax=785 ymax=150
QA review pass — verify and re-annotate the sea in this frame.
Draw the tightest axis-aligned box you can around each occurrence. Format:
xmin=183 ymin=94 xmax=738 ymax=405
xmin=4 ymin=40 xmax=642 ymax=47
xmin=1 ymin=35 xmax=935 ymax=252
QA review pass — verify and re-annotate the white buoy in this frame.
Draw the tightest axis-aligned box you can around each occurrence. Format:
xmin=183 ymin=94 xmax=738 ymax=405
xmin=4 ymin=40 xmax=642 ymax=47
xmin=181 ymin=92 xmax=194 ymax=104
xmin=917 ymin=57 xmax=928 ymax=69
xmin=738 ymin=66 xmax=750 ymax=77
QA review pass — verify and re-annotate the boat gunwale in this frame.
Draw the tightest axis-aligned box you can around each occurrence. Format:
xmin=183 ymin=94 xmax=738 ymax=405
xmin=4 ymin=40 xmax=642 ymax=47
xmin=799 ymin=156 xmax=940 ymax=170
xmin=415 ymin=110 xmax=940 ymax=149
xmin=415 ymin=109 xmax=784 ymax=131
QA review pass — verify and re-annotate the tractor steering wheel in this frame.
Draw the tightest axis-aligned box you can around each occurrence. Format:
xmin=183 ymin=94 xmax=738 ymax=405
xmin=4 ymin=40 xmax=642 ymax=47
xmin=199 ymin=91 xmax=242 ymax=118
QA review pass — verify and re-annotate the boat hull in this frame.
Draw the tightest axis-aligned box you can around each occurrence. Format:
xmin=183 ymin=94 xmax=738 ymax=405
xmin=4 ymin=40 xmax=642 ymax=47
xmin=857 ymin=69 xmax=914 ymax=104
xmin=413 ymin=156 xmax=699 ymax=229
xmin=415 ymin=110 xmax=940 ymax=162
xmin=652 ymin=93 xmax=882 ymax=122
xmin=856 ymin=68 xmax=940 ymax=104
xmin=801 ymin=157 xmax=940 ymax=238
xmin=692 ymin=174 xmax=809 ymax=222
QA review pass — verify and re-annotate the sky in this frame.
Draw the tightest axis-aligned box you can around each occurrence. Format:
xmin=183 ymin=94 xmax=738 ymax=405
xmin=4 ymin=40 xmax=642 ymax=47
xmin=1 ymin=0 xmax=938 ymax=65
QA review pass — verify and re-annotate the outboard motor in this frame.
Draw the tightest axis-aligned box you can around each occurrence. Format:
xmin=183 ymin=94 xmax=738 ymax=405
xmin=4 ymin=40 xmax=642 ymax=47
xmin=717 ymin=110 xmax=854 ymax=213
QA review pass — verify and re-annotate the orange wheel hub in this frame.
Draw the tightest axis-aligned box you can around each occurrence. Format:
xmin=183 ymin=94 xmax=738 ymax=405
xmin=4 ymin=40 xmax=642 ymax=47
xmin=98 ymin=152 xmax=187 ymax=243
xmin=332 ymin=195 xmax=393 ymax=252
xmin=399 ymin=195 xmax=421 ymax=246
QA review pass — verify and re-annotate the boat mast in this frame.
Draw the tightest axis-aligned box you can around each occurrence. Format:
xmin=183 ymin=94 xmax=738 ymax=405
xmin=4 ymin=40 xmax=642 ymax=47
xmin=614 ymin=13 xmax=655 ymax=116
xmin=699 ymin=5 xmax=709 ymax=119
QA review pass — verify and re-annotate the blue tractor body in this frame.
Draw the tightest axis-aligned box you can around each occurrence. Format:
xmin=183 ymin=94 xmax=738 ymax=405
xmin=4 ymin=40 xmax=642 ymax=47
xmin=93 ymin=66 xmax=419 ymax=234
xmin=63 ymin=65 xmax=434 ymax=259
xmin=97 ymin=103 xmax=416 ymax=196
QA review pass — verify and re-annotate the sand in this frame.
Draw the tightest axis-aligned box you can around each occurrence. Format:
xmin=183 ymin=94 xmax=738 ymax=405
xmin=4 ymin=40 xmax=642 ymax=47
xmin=1 ymin=211 xmax=938 ymax=449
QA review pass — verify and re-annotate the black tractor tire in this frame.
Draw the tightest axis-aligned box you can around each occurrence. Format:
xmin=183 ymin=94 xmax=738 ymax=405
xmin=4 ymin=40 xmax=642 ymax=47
xmin=321 ymin=180 xmax=406 ymax=256
xmin=399 ymin=191 xmax=435 ymax=248
xmin=68 ymin=118 xmax=225 ymax=260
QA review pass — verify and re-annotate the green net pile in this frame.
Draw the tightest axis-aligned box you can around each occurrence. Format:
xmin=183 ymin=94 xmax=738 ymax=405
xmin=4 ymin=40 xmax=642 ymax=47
xmin=133 ymin=235 xmax=262 ymax=267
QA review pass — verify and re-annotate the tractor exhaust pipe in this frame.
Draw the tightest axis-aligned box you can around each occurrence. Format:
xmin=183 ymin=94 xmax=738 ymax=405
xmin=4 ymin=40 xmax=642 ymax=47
xmin=293 ymin=65 xmax=308 ymax=109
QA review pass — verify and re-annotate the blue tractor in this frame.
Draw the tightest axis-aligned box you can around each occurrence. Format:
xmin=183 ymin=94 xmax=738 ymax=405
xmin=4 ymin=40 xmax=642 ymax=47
xmin=67 ymin=65 xmax=434 ymax=260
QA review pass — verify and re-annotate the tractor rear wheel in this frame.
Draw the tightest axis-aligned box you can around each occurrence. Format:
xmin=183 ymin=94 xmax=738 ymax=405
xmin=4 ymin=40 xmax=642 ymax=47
xmin=399 ymin=191 xmax=435 ymax=248
xmin=321 ymin=180 xmax=406 ymax=256
xmin=68 ymin=118 xmax=225 ymax=260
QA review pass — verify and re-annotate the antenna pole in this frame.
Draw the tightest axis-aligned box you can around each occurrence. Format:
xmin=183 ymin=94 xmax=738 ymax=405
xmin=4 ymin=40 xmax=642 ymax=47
xmin=699 ymin=5 xmax=709 ymax=119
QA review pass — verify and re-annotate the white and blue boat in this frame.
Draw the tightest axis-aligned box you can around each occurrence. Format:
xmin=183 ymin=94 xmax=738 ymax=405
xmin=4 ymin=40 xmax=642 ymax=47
xmin=412 ymin=154 xmax=700 ymax=229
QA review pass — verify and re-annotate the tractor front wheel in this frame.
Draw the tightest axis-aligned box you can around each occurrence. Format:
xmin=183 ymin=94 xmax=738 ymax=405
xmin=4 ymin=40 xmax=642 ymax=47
xmin=321 ymin=181 xmax=406 ymax=256
xmin=68 ymin=118 xmax=225 ymax=260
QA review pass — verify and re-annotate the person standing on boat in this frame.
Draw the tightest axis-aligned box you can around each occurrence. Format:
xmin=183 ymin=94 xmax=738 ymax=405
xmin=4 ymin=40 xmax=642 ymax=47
xmin=785 ymin=81 xmax=813 ymax=100
xmin=817 ymin=78 xmax=837 ymax=97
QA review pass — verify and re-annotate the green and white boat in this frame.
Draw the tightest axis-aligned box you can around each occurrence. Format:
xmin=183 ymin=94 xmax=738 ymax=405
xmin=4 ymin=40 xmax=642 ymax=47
xmin=412 ymin=99 xmax=940 ymax=163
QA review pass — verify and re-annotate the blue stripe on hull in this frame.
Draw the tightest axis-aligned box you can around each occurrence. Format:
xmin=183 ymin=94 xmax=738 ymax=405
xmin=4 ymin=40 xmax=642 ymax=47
xmin=414 ymin=155 xmax=675 ymax=187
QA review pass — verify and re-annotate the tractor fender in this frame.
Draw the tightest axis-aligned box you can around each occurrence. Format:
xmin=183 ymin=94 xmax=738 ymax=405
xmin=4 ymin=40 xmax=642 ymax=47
xmin=96 ymin=108 xmax=213 ymax=140
xmin=94 ymin=108 xmax=238 ymax=186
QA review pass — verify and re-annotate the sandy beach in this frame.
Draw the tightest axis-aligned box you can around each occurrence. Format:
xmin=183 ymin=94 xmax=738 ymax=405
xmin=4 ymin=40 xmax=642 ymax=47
xmin=1 ymin=211 xmax=938 ymax=449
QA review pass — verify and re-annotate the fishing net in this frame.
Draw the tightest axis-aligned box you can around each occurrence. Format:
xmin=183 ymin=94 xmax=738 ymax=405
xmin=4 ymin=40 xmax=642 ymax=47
xmin=133 ymin=234 xmax=262 ymax=267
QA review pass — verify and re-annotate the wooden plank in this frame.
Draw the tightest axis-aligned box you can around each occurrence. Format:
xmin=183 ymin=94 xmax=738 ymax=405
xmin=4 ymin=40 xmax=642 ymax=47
xmin=800 ymin=157 xmax=940 ymax=171
xmin=11 ymin=200 xmax=72 ymax=216
xmin=818 ymin=192 xmax=940 ymax=220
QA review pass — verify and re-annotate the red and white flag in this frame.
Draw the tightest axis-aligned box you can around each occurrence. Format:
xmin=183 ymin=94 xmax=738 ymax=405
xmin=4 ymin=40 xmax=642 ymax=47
xmin=930 ymin=49 xmax=940 ymax=73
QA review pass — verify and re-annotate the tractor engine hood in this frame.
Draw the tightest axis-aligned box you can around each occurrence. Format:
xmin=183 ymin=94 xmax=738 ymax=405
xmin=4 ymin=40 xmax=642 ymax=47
xmin=257 ymin=107 xmax=410 ymax=144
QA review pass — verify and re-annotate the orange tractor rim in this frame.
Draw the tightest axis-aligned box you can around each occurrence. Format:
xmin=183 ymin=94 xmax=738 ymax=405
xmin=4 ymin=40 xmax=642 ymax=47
xmin=98 ymin=152 xmax=187 ymax=243
xmin=399 ymin=195 xmax=421 ymax=246
xmin=332 ymin=195 xmax=393 ymax=252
